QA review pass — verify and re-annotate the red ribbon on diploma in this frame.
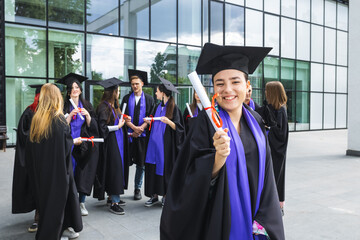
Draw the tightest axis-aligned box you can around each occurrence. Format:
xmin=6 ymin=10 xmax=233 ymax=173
xmin=204 ymin=93 xmax=223 ymax=128
xmin=73 ymin=108 xmax=82 ymax=120
xmin=186 ymin=114 xmax=191 ymax=121
xmin=81 ymin=136 xmax=94 ymax=147
xmin=122 ymin=114 xmax=129 ymax=119
xmin=148 ymin=115 xmax=155 ymax=131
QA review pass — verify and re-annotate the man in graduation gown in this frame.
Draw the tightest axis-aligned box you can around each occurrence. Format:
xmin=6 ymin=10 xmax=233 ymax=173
xmin=120 ymin=69 xmax=154 ymax=200
xmin=160 ymin=43 xmax=284 ymax=240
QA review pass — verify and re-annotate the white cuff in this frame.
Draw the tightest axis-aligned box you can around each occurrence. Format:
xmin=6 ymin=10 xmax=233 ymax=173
xmin=107 ymin=125 xmax=119 ymax=132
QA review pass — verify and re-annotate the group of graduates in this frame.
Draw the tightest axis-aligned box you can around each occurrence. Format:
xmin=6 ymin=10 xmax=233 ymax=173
xmin=12 ymin=43 xmax=289 ymax=240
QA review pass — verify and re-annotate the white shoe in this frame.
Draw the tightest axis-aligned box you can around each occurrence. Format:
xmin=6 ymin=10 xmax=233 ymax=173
xmin=62 ymin=227 xmax=79 ymax=239
xmin=60 ymin=237 xmax=69 ymax=240
xmin=80 ymin=202 xmax=88 ymax=216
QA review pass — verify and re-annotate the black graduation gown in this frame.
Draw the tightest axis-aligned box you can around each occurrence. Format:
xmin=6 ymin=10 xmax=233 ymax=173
xmin=160 ymin=107 xmax=284 ymax=240
xmin=144 ymin=103 xmax=185 ymax=197
xmin=64 ymin=101 xmax=100 ymax=196
xmin=267 ymin=105 xmax=289 ymax=202
xmin=120 ymin=92 xmax=155 ymax=166
xmin=93 ymin=102 xmax=130 ymax=200
xmin=12 ymin=107 xmax=36 ymax=213
xmin=25 ymin=117 xmax=82 ymax=240
xmin=182 ymin=106 xmax=201 ymax=134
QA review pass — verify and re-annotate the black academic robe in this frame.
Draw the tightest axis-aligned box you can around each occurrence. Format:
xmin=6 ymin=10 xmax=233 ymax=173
xmin=64 ymin=100 xmax=100 ymax=196
xmin=12 ymin=107 xmax=36 ymax=213
xmin=182 ymin=106 xmax=201 ymax=134
xmin=25 ymin=117 xmax=82 ymax=240
xmin=120 ymin=92 xmax=155 ymax=166
xmin=93 ymin=102 xmax=130 ymax=200
xmin=160 ymin=106 xmax=284 ymax=240
xmin=267 ymin=105 xmax=289 ymax=202
xmin=144 ymin=103 xmax=185 ymax=197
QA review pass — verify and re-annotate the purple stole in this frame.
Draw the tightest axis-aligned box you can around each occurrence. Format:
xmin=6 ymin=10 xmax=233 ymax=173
xmin=145 ymin=103 xmax=167 ymax=176
xmin=249 ymin=99 xmax=256 ymax=110
xmin=70 ymin=100 xmax=85 ymax=173
xmin=219 ymin=106 xmax=266 ymax=240
xmin=193 ymin=107 xmax=199 ymax=118
xmin=128 ymin=92 xmax=146 ymax=142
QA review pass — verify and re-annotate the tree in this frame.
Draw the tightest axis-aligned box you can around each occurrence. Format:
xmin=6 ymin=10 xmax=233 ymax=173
xmin=150 ymin=52 xmax=166 ymax=84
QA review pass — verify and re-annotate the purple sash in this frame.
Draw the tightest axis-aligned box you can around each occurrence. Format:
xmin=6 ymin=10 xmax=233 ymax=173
xmin=249 ymin=99 xmax=256 ymax=110
xmin=145 ymin=103 xmax=167 ymax=176
xmin=193 ymin=107 xmax=199 ymax=118
xmin=128 ymin=92 xmax=146 ymax=142
xmin=70 ymin=100 xmax=85 ymax=173
xmin=219 ymin=106 xmax=266 ymax=240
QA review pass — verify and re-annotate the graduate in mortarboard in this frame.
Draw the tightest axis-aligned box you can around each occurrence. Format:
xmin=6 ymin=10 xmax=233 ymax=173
xmin=120 ymin=69 xmax=155 ymax=201
xmin=57 ymin=73 xmax=100 ymax=218
xmin=182 ymin=90 xmax=203 ymax=133
xmin=93 ymin=78 xmax=131 ymax=215
xmin=143 ymin=77 xmax=185 ymax=207
xmin=160 ymin=43 xmax=285 ymax=240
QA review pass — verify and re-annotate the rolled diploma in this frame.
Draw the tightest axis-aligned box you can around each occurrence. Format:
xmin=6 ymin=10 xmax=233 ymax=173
xmin=80 ymin=138 xmax=104 ymax=142
xmin=69 ymin=98 xmax=84 ymax=120
xmin=120 ymin=103 xmax=127 ymax=123
xmin=143 ymin=117 xmax=162 ymax=121
xmin=186 ymin=103 xmax=193 ymax=118
xmin=188 ymin=71 xmax=222 ymax=132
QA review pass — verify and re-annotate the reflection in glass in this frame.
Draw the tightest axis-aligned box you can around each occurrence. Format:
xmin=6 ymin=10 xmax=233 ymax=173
xmin=178 ymin=46 xmax=201 ymax=85
xmin=226 ymin=0 xmax=244 ymax=6
xmin=203 ymin=0 xmax=209 ymax=44
xmin=264 ymin=14 xmax=279 ymax=56
xmin=249 ymin=62 xmax=262 ymax=90
xmin=151 ymin=0 xmax=176 ymax=42
xmin=179 ymin=0 xmax=201 ymax=46
xmin=48 ymin=0 xmax=84 ymax=30
xmin=136 ymin=40 xmax=176 ymax=84
xmin=264 ymin=0 xmax=279 ymax=14
xmin=5 ymin=0 xmax=46 ymax=25
xmin=296 ymin=92 xmax=309 ymax=130
xmin=264 ymin=57 xmax=279 ymax=84
xmin=311 ymin=0 xmax=323 ymax=25
xmin=336 ymin=94 xmax=347 ymax=128
xmin=286 ymin=91 xmax=295 ymax=131
xmin=245 ymin=9 xmax=263 ymax=47
xmin=175 ymin=87 xmax=212 ymax=113
xmin=210 ymin=1 xmax=223 ymax=45
xmin=281 ymin=18 xmax=295 ymax=59
xmin=310 ymin=93 xmax=323 ymax=130
xmin=281 ymin=0 xmax=295 ymax=18
xmin=310 ymin=63 xmax=323 ymax=92
xmin=87 ymin=0 xmax=118 ymax=35
xmin=296 ymin=61 xmax=310 ymax=91
xmin=246 ymin=0 xmax=262 ymax=10
xmin=281 ymin=59 xmax=295 ymax=91
xmin=296 ymin=22 xmax=310 ymax=61
xmin=324 ymin=28 xmax=336 ymax=64
xmin=324 ymin=65 xmax=335 ymax=92
xmin=49 ymin=29 xmax=84 ymax=78
xmin=336 ymin=66 xmax=347 ymax=93
xmin=311 ymin=25 xmax=323 ymax=63
xmin=5 ymin=24 xmax=46 ymax=77
xmin=337 ymin=3 xmax=348 ymax=31
xmin=337 ymin=31 xmax=348 ymax=66
xmin=324 ymin=93 xmax=335 ymax=129
xmin=120 ymin=0 xmax=149 ymax=38
xmin=325 ymin=0 xmax=336 ymax=28
xmin=297 ymin=0 xmax=310 ymax=22
xmin=225 ymin=4 xmax=244 ymax=46
xmin=86 ymin=35 xmax=134 ymax=80
xmin=251 ymin=89 xmax=263 ymax=107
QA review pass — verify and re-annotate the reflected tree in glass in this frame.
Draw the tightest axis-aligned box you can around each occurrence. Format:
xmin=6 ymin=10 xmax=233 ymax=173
xmin=5 ymin=0 xmax=46 ymax=25
xmin=48 ymin=0 xmax=86 ymax=30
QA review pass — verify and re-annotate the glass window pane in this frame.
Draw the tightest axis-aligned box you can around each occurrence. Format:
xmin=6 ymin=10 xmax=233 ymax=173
xmin=296 ymin=92 xmax=309 ymax=130
xmin=48 ymin=29 xmax=84 ymax=79
xmin=178 ymin=45 xmax=201 ymax=85
xmin=324 ymin=65 xmax=335 ymax=92
xmin=245 ymin=9 xmax=263 ymax=47
xmin=324 ymin=28 xmax=336 ymax=64
xmin=86 ymin=35 xmax=134 ymax=80
xmin=296 ymin=21 xmax=310 ymax=61
xmin=48 ymin=0 xmax=84 ymax=30
xmin=249 ymin=62 xmax=262 ymax=89
xmin=226 ymin=0 xmax=244 ymax=6
xmin=5 ymin=24 xmax=46 ymax=77
xmin=297 ymin=0 xmax=310 ymax=22
xmin=324 ymin=0 xmax=336 ymax=28
xmin=264 ymin=57 xmax=279 ymax=84
xmin=5 ymin=0 xmax=46 ymax=25
xmin=336 ymin=94 xmax=347 ymax=128
xmin=252 ymin=89 xmax=263 ymax=106
xmin=120 ymin=0 xmax=149 ymax=38
xmin=178 ymin=0 xmax=201 ymax=46
xmin=87 ymin=0 xmax=118 ymax=35
xmin=311 ymin=63 xmax=323 ymax=92
xmin=281 ymin=18 xmax=295 ymax=59
xmin=324 ymin=93 xmax=335 ymax=129
xmin=311 ymin=25 xmax=323 ymax=62
xmin=246 ymin=0 xmax=262 ymax=10
xmin=151 ymin=0 xmax=176 ymax=42
xmin=296 ymin=61 xmax=310 ymax=91
xmin=225 ymin=4 xmax=244 ymax=46
xmin=264 ymin=0 xmax=280 ymax=14
xmin=6 ymin=78 xmax=46 ymax=144
xmin=264 ymin=14 xmax=279 ymax=56
xmin=336 ymin=66 xmax=347 ymax=93
xmin=286 ymin=91 xmax=295 ymax=131
xmin=337 ymin=31 xmax=348 ymax=66
xmin=337 ymin=3 xmax=348 ymax=31
xmin=203 ymin=0 xmax=209 ymax=44
xmin=310 ymin=93 xmax=323 ymax=130
xmin=210 ymin=1 xmax=223 ymax=45
xmin=281 ymin=0 xmax=295 ymax=18
xmin=281 ymin=59 xmax=295 ymax=91
xmin=311 ymin=0 xmax=323 ymax=25
xmin=136 ymin=40 xmax=176 ymax=84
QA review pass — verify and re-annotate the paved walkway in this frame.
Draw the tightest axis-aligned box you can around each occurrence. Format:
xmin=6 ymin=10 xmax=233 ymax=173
xmin=0 ymin=130 xmax=359 ymax=239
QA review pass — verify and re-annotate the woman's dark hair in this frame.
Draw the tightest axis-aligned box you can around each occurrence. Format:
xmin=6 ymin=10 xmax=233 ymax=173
xmin=158 ymin=84 xmax=175 ymax=120
xmin=64 ymin=80 xmax=92 ymax=113
xmin=98 ymin=87 xmax=121 ymax=124
xmin=189 ymin=92 xmax=198 ymax=115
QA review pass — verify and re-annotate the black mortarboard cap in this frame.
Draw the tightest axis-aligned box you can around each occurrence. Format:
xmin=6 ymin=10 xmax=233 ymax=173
xmin=56 ymin=73 xmax=88 ymax=87
xmin=159 ymin=77 xmax=180 ymax=94
xmin=128 ymin=69 xmax=148 ymax=85
xmin=29 ymin=84 xmax=44 ymax=94
xmin=97 ymin=77 xmax=123 ymax=89
xmin=196 ymin=43 xmax=272 ymax=76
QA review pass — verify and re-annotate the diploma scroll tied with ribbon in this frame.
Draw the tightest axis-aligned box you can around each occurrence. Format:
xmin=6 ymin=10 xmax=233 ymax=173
xmin=120 ymin=103 xmax=127 ymax=123
xmin=186 ymin=103 xmax=194 ymax=118
xmin=69 ymin=98 xmax=84 ymax=121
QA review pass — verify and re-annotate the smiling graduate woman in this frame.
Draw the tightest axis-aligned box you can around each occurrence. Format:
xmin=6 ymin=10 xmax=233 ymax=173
xmin=160 ymin=43 xmax=285 ymax=240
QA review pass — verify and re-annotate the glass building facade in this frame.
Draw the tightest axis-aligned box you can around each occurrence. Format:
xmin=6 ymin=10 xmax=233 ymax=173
xmin=1 ymin=0 xmax=349 ymax=145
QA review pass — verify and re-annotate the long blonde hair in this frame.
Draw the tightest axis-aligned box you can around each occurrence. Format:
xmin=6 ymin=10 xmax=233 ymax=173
xmin=30 ymin=83 xmax=65 ymax=143
xmin=265 ymin=81 xmax=287 ymax=110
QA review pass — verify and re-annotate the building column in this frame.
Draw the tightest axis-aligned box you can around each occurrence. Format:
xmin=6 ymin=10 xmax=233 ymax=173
xmin=0 ymin=0 xmax=6 ymax=126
